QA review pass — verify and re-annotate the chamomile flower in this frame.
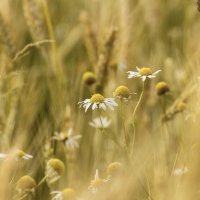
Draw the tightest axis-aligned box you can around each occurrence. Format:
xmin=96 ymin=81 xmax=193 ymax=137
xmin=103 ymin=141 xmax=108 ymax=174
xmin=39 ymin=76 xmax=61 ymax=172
xmin=88 ymin=169 xmax=107 ymax=194
xmin=53 ymin=128 xmax=82 ymax=151
xmin=46 ymin=158 xmax=65 ymax=184
xmin=113 ymin=85 xmax=133 ymax=101
xmin=127 ymin=66 xmax=161 ymax=81
xmin=89 ymin=117 xmax=111 ymax=129
xmin=78 ymin=93 xmax=118 ymax=112
xmin=16 ymin=175 xmax=36 ymax=195
xmin=51 ymin=188 xmax=76 ymax=200
xmin=0 ymin=150 xmax=33 ymax=160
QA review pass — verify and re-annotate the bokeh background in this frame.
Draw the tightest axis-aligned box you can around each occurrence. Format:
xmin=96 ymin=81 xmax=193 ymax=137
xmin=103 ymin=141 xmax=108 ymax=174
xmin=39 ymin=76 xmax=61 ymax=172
xmin=0 ymin=0 xmax=200 ymax=199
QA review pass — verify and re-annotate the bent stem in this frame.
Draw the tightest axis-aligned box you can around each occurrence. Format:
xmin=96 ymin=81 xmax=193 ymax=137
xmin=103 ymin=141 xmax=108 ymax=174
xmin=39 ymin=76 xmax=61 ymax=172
xmin=37 ymin=175 xmax=48 ymax=188
xmin=131 ymin=80 xmax=146 ymax=153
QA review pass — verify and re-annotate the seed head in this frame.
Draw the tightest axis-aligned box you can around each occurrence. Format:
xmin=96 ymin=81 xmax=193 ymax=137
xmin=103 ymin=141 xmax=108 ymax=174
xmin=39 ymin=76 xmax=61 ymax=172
xmin=139 ymin=67 xmax=152 ymax=76
xmin=90 ymin=93 xmax=105 ymax=103
xmin=107 ymin=162 xmax=123 ymax=177
xmin=62 ymin=188 xmax=76 ymax=199
xmin=47 ymin=158 xmax=65 ymax=176
xmin=156 ymin=82 xmax=170 ymax=96
xmin=175 ymin=101 xmax=187 ymax=112
xmin=114 ymin=85 xmax=130 ymax=99
xmin=16 ymin=176 xmax=36 ymax=192
xmin=82 ymin=72 xmax=96 ymax=86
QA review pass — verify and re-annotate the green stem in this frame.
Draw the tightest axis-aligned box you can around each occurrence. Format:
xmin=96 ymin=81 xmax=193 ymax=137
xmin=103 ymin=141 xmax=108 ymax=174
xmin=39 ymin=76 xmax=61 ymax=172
xmin=131 ymin=81 xmax=146 ymax=152
xmin=36 ymin=175 xmax=48 ymax=188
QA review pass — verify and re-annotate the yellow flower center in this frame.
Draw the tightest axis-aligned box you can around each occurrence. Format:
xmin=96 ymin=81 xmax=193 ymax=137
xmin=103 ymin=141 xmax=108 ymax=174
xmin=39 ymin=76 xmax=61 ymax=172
xmin=156 ymin=82 xmax=170 ymax=96
xmin=82 ymin=72 xmax=96 ymax=85
xmin=47 ymin=158 xmax=65 ymax=176
xmin=90 ymin=93 xmax=105 ymax=103
xmin=62 ymin=188 xmax=76 ymax=199
xmin=16 ymin=176 xmax=36 ymax=191
xmin=114 ymin=85 xmax=130 ymax=98
xmin=139 ymin=67 xmax=152 ymax=76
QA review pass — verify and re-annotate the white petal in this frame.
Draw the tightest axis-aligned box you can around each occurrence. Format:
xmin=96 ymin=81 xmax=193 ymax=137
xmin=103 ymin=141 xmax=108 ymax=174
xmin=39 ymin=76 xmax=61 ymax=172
xmin=127 ymin=71 xmax=139 ymax=79
xmin=141 ymin=76 xmax=147 ymax=81
xmin=68 ymin=128 xmax=73 ymax=136
xmin=153 ymin=70 xmax=161 ymax=75
xmin=24 ymin=154 xmax=33 ymax=159
xmin=136 ymin=66 xmax=140 ymax=71
xmin=95 ymin=169 xmax=99 ymax=180
xmin=148 ymin=75 xmax=156 ymax=79
xmin=105 ymin=98 xmax=118 ymax=106
xmin=100 ymin=103 xmax=106 ymax=110
xmin=92 ymin=103 xmax=98 ymax=110
xmin=66 ymin=140 xmax=74 ymax=150
xmin=84 ymin=102 xmax=92 ymax=112
xmin=72 ymin=134 xmax=82 ymax=139
xmin=105 ymin=102 xmax=114 ymax=110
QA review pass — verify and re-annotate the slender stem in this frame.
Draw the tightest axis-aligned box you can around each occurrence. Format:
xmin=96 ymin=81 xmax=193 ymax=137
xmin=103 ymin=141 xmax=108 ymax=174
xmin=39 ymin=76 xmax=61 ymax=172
xmin=36 ymin=175 xmax=48 ymax=188
xmin=131 ymin=81 xmax=146 ymax=152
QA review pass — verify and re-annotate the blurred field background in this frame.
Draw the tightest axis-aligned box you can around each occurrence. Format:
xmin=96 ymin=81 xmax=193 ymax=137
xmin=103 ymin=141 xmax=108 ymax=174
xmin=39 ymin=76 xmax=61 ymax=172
xmin=0 ymin=0 xmax=200 ymax=199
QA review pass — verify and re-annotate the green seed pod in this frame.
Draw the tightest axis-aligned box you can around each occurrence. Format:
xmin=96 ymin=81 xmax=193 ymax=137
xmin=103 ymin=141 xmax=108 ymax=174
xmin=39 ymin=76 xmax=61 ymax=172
xmin=114 ymin=85 xmax=130 ymax=99
xmin=16 ymin=175 xmax=36 ymax=192
xmin=82 ymin=72 xmax=96 ymax=86
xmin=156 ymin=82 xmax=170 ymax=96
xmin=47 ymin=158 xmax=65 ymax=176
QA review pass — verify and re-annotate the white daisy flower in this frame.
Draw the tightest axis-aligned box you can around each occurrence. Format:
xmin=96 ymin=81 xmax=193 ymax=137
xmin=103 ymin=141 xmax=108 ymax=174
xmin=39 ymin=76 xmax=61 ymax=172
xmin=173 ymin=166 xmax=188 ymax=176
xmin=89 ymin=117 xmax=111 ymax=129
xmin=78 ymin=93 xmax=118 ymax=112
xmin=0 ymin=150 xmax=33 ymax=160
xmin=88 ymin=169 xmax=107 ymax=194
xmin=52 ymin=128 xmax=82 ymax=151
xmin=127 ymin=66 xmax=161 ymax=81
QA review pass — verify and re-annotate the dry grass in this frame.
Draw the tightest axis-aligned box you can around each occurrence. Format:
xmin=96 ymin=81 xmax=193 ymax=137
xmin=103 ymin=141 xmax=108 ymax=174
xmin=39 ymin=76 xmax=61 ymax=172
xmin=0 ymin=0 xmax=200 ymax=199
